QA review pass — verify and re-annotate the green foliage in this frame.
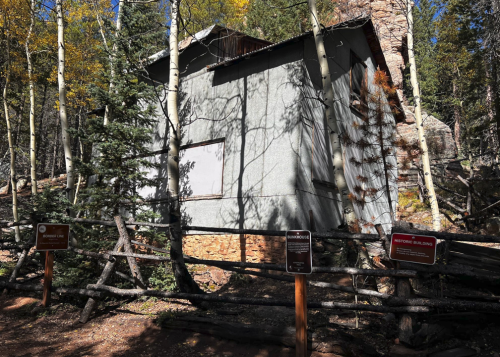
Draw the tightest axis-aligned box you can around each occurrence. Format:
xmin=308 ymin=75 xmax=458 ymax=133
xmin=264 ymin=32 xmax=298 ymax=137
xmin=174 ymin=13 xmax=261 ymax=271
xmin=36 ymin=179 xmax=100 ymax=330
xmin=148 ymin=263 xmax=177 ymax=292
xmin=242 ymin=0 xmax=336 ymax=42
xmin=74 ymin=1 xmax=166 ymax=218
xmin=405 ymin=0 xmax=440 ymax=115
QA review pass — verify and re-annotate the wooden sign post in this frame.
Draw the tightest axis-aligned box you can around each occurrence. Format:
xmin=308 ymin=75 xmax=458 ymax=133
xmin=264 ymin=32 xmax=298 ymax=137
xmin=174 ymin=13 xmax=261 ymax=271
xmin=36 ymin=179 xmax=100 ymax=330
xmin=36 ymin=224 xmax=70 ymax=307
xmin=286 ymin=230 xmax=312 ymax=357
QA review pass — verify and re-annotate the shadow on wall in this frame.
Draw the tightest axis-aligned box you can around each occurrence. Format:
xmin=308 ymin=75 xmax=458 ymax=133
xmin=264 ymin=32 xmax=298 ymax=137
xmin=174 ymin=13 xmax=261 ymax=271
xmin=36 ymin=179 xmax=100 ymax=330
xmin=177 ymin=52 xmax=306 ymax=262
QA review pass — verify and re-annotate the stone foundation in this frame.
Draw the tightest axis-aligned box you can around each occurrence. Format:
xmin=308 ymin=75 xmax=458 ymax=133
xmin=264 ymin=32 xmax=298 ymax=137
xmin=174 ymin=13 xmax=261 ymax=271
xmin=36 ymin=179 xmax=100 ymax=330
xmin=183 ymin=234 xmax=286 ymax=264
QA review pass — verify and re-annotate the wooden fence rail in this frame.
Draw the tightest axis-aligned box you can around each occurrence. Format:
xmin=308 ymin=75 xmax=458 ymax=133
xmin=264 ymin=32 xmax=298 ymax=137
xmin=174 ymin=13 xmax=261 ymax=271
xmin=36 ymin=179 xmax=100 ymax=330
xmin=4 ymin=217 xmax=500 ymax=243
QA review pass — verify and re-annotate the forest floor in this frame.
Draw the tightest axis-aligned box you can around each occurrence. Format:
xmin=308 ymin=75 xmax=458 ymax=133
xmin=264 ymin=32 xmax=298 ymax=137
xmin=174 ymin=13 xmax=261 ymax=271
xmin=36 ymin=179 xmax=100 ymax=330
xmin=1 ymin=262 xmax=500 ymax=357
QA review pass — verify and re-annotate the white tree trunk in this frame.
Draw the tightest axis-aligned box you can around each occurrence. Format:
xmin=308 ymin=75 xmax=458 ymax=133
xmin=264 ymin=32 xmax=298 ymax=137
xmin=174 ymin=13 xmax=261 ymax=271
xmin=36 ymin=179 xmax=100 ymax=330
xmin=167 ymin=0 xmax=202 ymax=295
xmin=102 ymin=0 xmax=124 ymax=126
xmin=407 ymin=0 xmax=441 ymax=231
xmin=56 ymin=0 xmax=75 ymax=205
xmin=307 ymin=0 xmax=356 ymax=227
xmin=2 ymin=13 xmax=21 ymax=242
xmin=26 ymin=0 xmax=37 ymax=197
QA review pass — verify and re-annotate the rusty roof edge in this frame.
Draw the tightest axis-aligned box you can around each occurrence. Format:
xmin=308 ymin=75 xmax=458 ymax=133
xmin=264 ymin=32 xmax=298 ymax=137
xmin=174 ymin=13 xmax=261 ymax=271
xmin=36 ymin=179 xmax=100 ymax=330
xmin=206 ymin=16 xmax=372 ymax=71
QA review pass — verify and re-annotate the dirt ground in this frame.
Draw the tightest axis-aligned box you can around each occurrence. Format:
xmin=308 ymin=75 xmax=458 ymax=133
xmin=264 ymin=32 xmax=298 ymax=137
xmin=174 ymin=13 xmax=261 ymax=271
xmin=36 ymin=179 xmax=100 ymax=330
xmin=0 ymin=273 xmax=385 ymax=357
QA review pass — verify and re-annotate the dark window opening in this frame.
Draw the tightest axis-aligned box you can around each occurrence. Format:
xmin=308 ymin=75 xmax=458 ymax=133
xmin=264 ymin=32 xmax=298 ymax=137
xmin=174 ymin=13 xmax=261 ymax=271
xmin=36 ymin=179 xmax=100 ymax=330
xmin=350 ymin=51 xmax=367 ymax=113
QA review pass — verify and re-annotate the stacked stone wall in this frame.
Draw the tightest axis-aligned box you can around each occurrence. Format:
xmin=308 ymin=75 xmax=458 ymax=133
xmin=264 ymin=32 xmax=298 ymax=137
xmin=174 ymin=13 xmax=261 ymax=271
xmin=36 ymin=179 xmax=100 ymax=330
xmin=183 ymin=234 xmax=286 ymax=264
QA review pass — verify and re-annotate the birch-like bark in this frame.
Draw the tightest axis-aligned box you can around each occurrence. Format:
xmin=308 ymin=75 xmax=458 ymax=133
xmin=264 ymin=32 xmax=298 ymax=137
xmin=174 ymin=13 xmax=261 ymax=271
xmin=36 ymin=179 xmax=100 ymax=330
xmin=2 ymin=13 xmax=21 ymax=242
xmin=167 ymin=0 xmax=202 ymax=295
xmin=407 ymin=0 xmax=441 ymax=231
xmin=307 ymin=0 xmax=356 ymax=227
xmin=101 ymin=0 xmax=124 ymax=126
xmin=56 ymin=0 xmax=75 ymax=205
xmin=26 ymin=0 xmax=37 ymax=197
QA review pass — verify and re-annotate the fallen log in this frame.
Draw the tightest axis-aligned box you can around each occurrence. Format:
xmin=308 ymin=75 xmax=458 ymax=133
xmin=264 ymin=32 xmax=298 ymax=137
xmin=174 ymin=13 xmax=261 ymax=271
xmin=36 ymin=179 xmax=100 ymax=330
xmin=388 ymin=297 xmax=500 ymax=311
xmin=0 ymin=242 xmax=29 ymax=250
xmin=0 ymin=281 xmax=102 ymax=298
xmin=393 ymin=226 xmax=500 ymax=243
xmin=0 ymin=220 xmax=32 ymax=228
xmin=450 ymin=241 xmax=500 ymax=260
xmin=69 ymin=247 xmax=115 ymax=261
xmin=399 ymin=261 xmax=500 ymax=283
xmin=449 ymin=251 xmax=500 ymax=273
xmin=436 ymin=194 xmax=466 ymax=213
xmin=219 ymin=264 xmax=391 ymax=299
xmin=86 ymin=284 xmax=429 ymax=313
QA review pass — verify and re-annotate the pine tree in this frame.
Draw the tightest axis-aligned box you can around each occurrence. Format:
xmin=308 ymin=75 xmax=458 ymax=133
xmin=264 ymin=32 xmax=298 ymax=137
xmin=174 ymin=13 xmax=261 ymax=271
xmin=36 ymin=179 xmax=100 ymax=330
xmin=406 ymin=0 xmax=440 ymax=114
xmin=76 ymin=1 xmax=166 ymax=218
xmin=348 ymin=69 xmax=398 ymax=225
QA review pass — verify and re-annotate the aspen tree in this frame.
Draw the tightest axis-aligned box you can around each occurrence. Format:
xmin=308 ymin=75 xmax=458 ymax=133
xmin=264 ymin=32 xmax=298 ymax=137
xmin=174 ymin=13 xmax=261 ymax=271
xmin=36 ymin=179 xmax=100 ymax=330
xmin=407 ymin=0 xmax=441 ymax=231
xmin=26 ymin=0 xmax=36 ymax=197
xmin=2 ymin=10 xmax=21 ymax=242
xmin=308 ymin=0 xmax=373 ymax=271
xmin=167 ymin=0 xmax=203 ymax=294
xmin=56 ymin=0 xmax=75 ymax=206
xmin=307 ymin=0 xmax=356 ymax=228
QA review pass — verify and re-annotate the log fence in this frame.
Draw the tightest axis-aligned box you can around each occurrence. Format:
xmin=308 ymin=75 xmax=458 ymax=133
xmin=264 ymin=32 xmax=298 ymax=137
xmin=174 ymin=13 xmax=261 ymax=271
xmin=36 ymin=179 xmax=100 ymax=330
xmin=1 ymin=216 xmax=500 ymax=343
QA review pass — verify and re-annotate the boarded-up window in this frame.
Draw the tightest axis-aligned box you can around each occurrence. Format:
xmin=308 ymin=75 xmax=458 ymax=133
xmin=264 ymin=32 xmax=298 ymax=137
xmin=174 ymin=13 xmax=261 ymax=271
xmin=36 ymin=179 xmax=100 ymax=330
xmin=350 ymin=51 xmax=367 ymax=112
xmin=180 ymin=140 xmax=224 ymax=199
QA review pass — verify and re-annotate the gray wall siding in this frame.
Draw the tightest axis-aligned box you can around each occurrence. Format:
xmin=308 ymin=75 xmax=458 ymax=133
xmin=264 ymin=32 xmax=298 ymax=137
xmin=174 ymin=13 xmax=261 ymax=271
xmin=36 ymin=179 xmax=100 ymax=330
xmin=178 ymin=45 xmax=304 ymax=231
xmin=302 ymin=28 xmax=398 ymax=233
xmin=145 ymin=28 xmax=397 ymax=233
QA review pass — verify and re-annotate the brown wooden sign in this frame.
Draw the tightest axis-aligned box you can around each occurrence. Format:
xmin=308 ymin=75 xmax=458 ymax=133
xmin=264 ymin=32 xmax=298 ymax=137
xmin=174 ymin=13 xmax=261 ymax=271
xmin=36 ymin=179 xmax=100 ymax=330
xmin=36 ymin=224 xmax=70 ymax=251
xmin=390 ymin=233 xmax=437 ymax=265
xmin=286 ymin=230 xmax=312 ymax=274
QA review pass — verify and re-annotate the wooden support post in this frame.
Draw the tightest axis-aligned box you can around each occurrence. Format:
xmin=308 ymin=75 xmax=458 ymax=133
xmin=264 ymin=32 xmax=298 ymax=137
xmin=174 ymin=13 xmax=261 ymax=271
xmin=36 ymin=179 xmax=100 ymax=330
xmin=114 ymin=216 xmax=145 ymax=289
xmin=42 ymin=251 xmax=54 ymax=307
xmin=79 ymin=233 xmax=126 ymax=323
xmin=396 ymin=262 xmax=413 ymax=345
xmin=295 ymin=275 xmax=307 ymax=357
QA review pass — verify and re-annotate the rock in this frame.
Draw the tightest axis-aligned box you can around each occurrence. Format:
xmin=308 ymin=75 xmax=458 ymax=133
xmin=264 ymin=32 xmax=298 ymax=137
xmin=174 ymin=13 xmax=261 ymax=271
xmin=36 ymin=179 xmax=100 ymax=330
xmin=396 ymin=105 xmax=457 ymax=189
xmin=389 ymin=345 xmax=427 ymax=357
xmin=428 ymin=347 xmax=477 ymax=357
xmin=383 ymin=313 xmax=396 ymax=322
xmin=0 ymin=184 xmax=8 ymax=195
xmin=485 ymin=217 xmax=500 ymax=235
xmin=412 ymin=323 xmax=452 ymax=346
xmin=16 ymin=178 xmax=28 ymax=192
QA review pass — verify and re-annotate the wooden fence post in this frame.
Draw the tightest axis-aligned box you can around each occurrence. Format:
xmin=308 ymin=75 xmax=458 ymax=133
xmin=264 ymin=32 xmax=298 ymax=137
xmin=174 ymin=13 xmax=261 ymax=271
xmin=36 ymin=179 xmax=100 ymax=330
xmin=114 ymin=216 xmax=145 ymax=289
xmin=396 ymin=261 xmax=413 ymax=345
xmin=42 ymin=251 xmax=54 ymax=307
xmin=79 ymin=234 xmax=125 ymax=323
xmin=295 ymin=275 xmax=307 ymax=357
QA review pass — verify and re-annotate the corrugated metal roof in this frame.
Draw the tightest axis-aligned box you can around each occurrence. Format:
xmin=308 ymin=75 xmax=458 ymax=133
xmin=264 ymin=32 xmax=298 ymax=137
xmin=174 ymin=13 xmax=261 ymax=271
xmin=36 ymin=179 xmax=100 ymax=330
xmin=206 ymin=17 xmax=371 ymax=71
xmin=148 ymin=25 xmax=221 ymax=64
